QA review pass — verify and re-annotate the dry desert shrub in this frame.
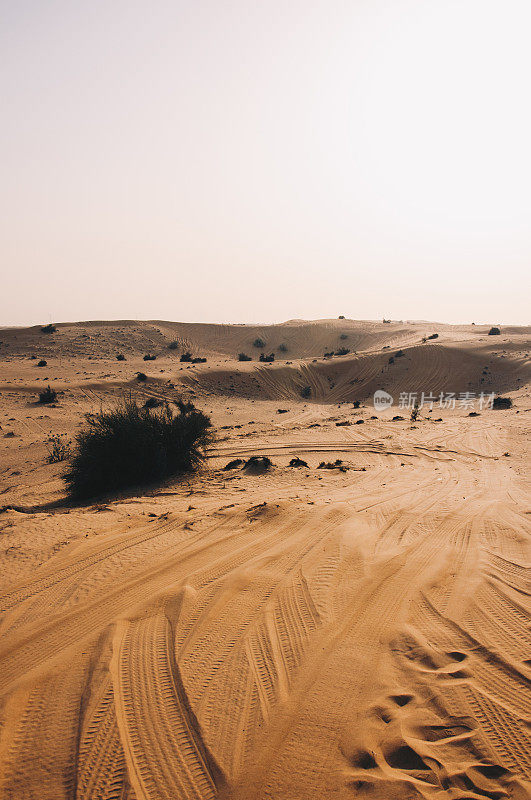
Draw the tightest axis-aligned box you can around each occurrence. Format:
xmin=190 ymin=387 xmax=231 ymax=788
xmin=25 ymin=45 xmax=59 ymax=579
xmin=38 ymin=385 xmax=57 ymax=404
xmin=64 ymin=399 xmax=212 ymax=498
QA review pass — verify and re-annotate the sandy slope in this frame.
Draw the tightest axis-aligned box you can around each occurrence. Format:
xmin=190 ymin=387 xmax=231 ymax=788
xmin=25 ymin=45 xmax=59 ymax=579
xmin=0 ymin=319 xmax=530 ymax=800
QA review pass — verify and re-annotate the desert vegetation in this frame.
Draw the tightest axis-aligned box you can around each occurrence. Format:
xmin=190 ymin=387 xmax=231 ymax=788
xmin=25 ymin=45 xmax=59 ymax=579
xmin=492 ymin=396 xmax=512 ymax=409
xmin=45 ymin=434 xmax=71 ymax=463
xmin=489 ymin=327 xmax=501 ymax=336
xmin=38 ymin=385 xmax=57 ymax=404
xmin=64 ymin=399 xmax=212 ymax=498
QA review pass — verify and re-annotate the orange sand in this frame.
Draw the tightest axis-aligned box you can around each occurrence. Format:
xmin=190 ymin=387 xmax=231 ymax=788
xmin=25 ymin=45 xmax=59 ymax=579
xmin=0 ymin=319 xmax=529 ymax=799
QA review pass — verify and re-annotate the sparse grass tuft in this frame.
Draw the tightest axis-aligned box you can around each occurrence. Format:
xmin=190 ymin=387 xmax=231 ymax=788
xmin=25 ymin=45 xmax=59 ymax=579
xmin=253 ymin=338 xmax=266 ymax=348
xmin=46 ymin=434 xmax=71 ymax=463
xmin=64 ymin=399 xmax=212 ymax=498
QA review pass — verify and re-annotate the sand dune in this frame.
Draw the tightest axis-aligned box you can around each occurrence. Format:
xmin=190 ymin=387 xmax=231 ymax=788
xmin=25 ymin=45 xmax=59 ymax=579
xmin=0 ymin=319 xmax=529 ymax=799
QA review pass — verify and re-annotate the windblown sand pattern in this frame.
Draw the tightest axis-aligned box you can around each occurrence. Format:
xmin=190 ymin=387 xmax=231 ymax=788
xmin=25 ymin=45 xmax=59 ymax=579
xmin=0 ymin=319 xmax=529 ymax=799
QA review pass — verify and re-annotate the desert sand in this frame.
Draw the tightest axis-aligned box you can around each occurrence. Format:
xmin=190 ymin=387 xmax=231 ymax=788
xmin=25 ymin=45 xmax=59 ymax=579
xmin=0 ymin=318 xmax=529 ymax=800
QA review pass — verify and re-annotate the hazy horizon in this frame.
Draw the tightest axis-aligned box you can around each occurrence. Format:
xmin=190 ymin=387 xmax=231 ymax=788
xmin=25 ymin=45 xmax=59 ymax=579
xmin=0 ymin=314 xmax=531 ymax=326
xmin=2 ymin=1 xmax=530 ymax=327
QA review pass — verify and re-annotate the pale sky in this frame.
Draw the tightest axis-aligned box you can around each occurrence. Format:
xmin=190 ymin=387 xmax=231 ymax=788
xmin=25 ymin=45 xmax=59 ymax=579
xmin=1 ymin=0 xmax=530 ymax=327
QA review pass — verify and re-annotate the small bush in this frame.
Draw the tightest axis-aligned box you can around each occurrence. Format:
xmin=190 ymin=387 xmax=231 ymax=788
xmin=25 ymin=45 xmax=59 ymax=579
xmin=338 ymin=315 xmax=345 ymax=319
xmin=243 ymin=456 xmax=272 ymax=474
xmin=395 ymin=350 xmax=404 ymax=357
xmin=136 ymin=372 xmax=148 ymax=382
xmin=238 ymin=353 xmax=252 ymax=361
xmin=289 ymin=457 xmax=308 ymax=468
xmin=143 ymin=397 xmax=162 ymax=409
xmin=300 ymin=386 xmax=311 ymax=398
xmin=383 ymin=319 xmax=391 ymax=323
xmin=388 ymin=356 xmax=395 ymax=364
xmin=41 ymin=324 xmax=57 ymax=333
xmin=318 ymin=459 xmax=347 ymax=471
xmin=46 ymin=434 xmax=71 ymax=463
xmin=492 ymin=396 xmax=512 ymax=409
xmin=335 ymin=347 xmax=350 ymax=356
xmin=180 ymin=352 xmax=193 ymax=362
xmin=37 ymin=359 xmax=47 ymax=367
xmin=143 ymin=354 xmax=157 ymax=361
xmin=259 ymin=352 xmax=275 ymax=362
xmin=223 ymin=458 xmax=245 ymax=470
xmin=253 ymin=338 xmax=266 ymax=348
xmin=323 ymin=351 xmax=334 ymax=358
xmin=38 ymin=385 xmax=57 ymax=404
xmin=339 ymin=333 xmax=348 ymax=340
xmin=64 ymin=399 xmax=213 ymax=498
xmin=352 ymin=400 xmax=360 ymax=409
xmin=278 ymin=343 xmax=288 ymax=352
xmin=488 ymin=327 xmax=501 ymax=336
xmin=116 ymin=353 xmax=126 ymax=361
xmin=427 ymin=333 xmax=438 ymax=340
xmin=191 ymin=357 xmax=206 ymax=364
xmin=168 ymin=341 xmax=179 ymax=350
